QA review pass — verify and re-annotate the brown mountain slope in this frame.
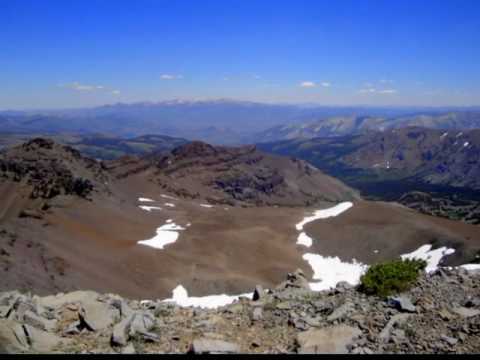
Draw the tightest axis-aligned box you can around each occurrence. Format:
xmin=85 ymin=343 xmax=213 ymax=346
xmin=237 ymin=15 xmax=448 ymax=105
xmin=110 ymin=141 xmax=360 ymax=206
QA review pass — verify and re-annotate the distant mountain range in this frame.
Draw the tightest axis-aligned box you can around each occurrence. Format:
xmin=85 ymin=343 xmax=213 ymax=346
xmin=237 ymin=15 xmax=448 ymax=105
xmin=258 ymin=126 xmax=480 ymax=204
xmin=255 ymin=111 xmax=480 ymax=143
xmin=2 ymin=100 xmax=480 ymax=145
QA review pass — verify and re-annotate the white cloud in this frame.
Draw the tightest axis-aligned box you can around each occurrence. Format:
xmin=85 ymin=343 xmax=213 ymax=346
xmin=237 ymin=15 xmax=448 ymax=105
xmin=359 ymin=88 xmax=376 ymax=93
xmin=59 ymin=82 xmax=103 ymax=92
xmin=378 ymin=89 xmax=397 ymax=94
xmin=321 ymin=82 xmax=331 ymax=87
xmin=379 ymin=79 xmax=394 ymax=84
xmin=300 ymin=81 xmax=316 ymax=88
xmin=161 ymin=74 xmax=183 ymax=80
xmin=58 ymin=82 xmax=121 ymax=96
xmin=359 ymin=88 xmax=397 ymax=94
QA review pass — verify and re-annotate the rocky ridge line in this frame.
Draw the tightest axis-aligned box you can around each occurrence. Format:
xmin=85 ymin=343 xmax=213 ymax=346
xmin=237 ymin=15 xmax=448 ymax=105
xmin=1 ymin=268 xmax=480 ymax=354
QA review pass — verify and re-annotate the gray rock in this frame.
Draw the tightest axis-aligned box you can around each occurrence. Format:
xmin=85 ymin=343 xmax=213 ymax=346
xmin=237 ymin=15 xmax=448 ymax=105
xmin=452 ymin=306 xmax=480 ymax=318
xmin=190 ymin=338 xmax=240 ymax=354
xmin=62 ymin=321 xmax=82 ymax=336
xmin=388 ymin=296 xmax=416 ymax=313
xmin=441 ymin=334 xmax=458 ymax=346
xmin=111 ymin=299 xmax=134 ymax=319
xmin=111 ymin=313 xmax=135 ymax=347
xmin=303 ymin=315 xmax=322 ymax=327
xmin=38 ymin=291 xmax=119 ymax=331
xmin=296 ymin=325 xmax=361 ymax=354
xmin=121 ymin=343 xmax=136 ymax=354
xmin=252 ymin=307 xmax=263 ymax=321
xmin=129 ymin=311 xmax=156 ymax=336
xmin=335 ymin=281 xmax=353 ymax=293
xmin=327 ymin=301 xmax=355 ymax=322
xmin=0 ymin=320 xmax=30 ymax=353
xmin=23 ymin=324 xmax=71 ymax=353
xmin=0 ymin=306 xmax=11 ymax=318
xmin=23 ymin=310 xmax=57 ymax=332
xmin=379 ymin=314 xmax=411 ymax=342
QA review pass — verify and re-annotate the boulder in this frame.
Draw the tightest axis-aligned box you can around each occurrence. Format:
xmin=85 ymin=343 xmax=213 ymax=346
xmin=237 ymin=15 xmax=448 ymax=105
xmin=252 ymin=307 xmax=263 ymax=321
xmin=23 ymin=310 xmax=57 ymax=332
xmin=23 ymin=324 xmax=69 ymax=353
xmin=38 ymin=291 xmax=119 ymax=331
xmin=388 ymin=296 xmax=416 ymax=313
xmin=129 ymin=311 xmax=156 ymax=336
xmin=452 ymin=306 xmax=480 ymax=318
xmin=121 ymin=343 xmax=136 ymax=354
xmin=189 ymin=338 xmax=240 ymax=354
xmin=327 ymin=301 xmax=355 ymax=322
xmin=111 ymin=313 xmax=135 ymax=347
xmin=379 ymin=314 xmax=411 ymax=342
xmin=0 ymin=319 xmax=29 ymax=353
xmin=296 ymin=325 xmax=361 ymax=354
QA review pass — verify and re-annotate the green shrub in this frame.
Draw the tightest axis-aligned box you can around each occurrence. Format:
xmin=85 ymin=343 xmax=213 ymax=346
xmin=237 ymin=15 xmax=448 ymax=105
xmin=360 ymin=258 xmax=427 ymax=297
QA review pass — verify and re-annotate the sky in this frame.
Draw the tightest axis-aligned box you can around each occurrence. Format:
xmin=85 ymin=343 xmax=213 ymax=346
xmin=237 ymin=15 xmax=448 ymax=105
xmin=1 ymin=0 xmax=479 ymax=109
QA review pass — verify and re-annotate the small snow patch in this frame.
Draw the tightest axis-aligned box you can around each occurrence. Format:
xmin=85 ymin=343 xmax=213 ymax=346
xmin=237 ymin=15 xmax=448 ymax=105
xmin=139 ymin=206 xmax=162 ymax=212
xmin=296 ymin=202 xmax=353 ymax=231
xmin=164 ymin=203 xmax=176 ymax=208
xmin=464 ymin=142 xmax=470 ymax=147
xmin=200 ymin=204 xmax=214 ymax=208
xmin=137 ymin=222 xmax=185 ymax=249
xmin=161 ymin=194 xmax=177 ymax=200
xmin=162 ymin=285 xmax=252 ymax=309
xmin=459 ymin=264 xmax=480 ymax=271
xmin=401 ymin=244 xmax=455 ymax=273
xmin=302 ymin=253 xmax=368 ymax=291
xmin=139 ymin=197 xmax=155 ymax=202
xmin=297 ymin=232 xmax=313 ymax=247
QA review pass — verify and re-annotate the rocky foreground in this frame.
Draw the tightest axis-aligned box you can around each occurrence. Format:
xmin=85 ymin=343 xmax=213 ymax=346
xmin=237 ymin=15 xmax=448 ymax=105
xmin=1 ymin=268 xmax=480 ymax=354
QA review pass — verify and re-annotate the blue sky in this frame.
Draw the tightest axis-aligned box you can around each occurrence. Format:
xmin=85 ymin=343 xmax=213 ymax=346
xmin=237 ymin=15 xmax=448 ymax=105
xmin=1 ymin=0 xmax=479 ymax=109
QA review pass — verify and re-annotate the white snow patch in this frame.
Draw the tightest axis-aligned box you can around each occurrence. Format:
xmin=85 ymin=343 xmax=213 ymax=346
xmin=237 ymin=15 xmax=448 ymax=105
xmin=297 ymin=232 xmax=313 ymax=247
xmin=374 ymin=250 xmax=379 ymax=254
xmin=456 ymin=132 xmax=463 ymax=137
xmin=166 ymin=219 xmax=173 ymax=223
xmin=401 ymin=244 xmax=455 ymax=273
xmin=139 ymin=197 xmax=155 ymax=202
xmin=164 ymin=203 xmax=176 ymax=208
xmin=464 ymin=142 xmax=470 ymax=147
xmin=302 ymin=253 xmax=368 ymax=291
xmin=200 ymin=204 xmax=214 ymax=208
xmin=440 ymin=132 xmax=448 ymax=139
xmin=137 ymin=222 xmax=185 ymax=249
xmin=161 ymin=194 xmax=177 ymax=200
xmin=139 ymin=206 xmax=162 ymax=212
xmin=162 ymin=285 xmax=252 ymax=309
xmin=296 ymin=202 xmax=353 ymax=231
xmin=459 ymin=264 xmax=480 ymax=271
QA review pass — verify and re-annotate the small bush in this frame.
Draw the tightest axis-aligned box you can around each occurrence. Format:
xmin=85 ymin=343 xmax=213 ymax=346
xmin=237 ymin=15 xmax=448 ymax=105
xmin=360 ymin=258 xmax=427 ymax=297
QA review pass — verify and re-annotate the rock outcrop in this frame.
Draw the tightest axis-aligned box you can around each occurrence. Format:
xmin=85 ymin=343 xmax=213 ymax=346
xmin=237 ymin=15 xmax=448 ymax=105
xmin=1 ymin=268 xmax=480 ymax=354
